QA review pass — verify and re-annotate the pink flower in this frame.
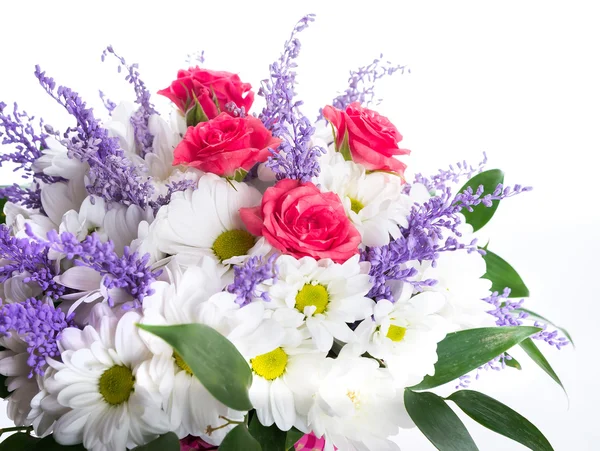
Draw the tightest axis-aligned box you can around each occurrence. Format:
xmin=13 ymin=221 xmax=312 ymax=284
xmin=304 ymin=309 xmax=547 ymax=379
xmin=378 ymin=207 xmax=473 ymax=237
xmin=240 ymin=179 xmax=361 ymax=263
xmin=173 ymin=113 xmax=281 ymax=177
xmin=158 ymin=67 xmax=254 ymax=118
xmin=322 ymin=102 xmax=410 ymax=175
xmin=294 ymin=433 xmax=334 ymax=450
xmin=179 ymin=435 xmax=214 ymax=450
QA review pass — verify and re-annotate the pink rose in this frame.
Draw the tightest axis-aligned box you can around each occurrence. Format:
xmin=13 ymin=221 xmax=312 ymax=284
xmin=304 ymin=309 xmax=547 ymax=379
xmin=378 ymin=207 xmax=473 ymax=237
xmin=179 ymin=435 xmax=214 ymax=450
xmin=158 ymin=67 xmax=254 ymax=119
xmin=240 ymin=179 xmax=361 ymax=263
xmin=322 ymin=102 xmax=410 ymax=175
xmin=173 ymin=113 xmax=281 ymax=177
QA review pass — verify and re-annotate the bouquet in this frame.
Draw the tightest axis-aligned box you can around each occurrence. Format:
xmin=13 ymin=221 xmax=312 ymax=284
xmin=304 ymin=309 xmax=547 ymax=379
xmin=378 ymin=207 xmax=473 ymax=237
xmin=0 ymin=14 xmax=570 ymax=451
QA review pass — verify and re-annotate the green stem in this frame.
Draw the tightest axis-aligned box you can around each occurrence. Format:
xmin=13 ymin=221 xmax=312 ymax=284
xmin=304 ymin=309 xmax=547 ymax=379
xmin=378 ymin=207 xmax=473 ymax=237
xmin=0 ymin=425 xmax=33 ymax=437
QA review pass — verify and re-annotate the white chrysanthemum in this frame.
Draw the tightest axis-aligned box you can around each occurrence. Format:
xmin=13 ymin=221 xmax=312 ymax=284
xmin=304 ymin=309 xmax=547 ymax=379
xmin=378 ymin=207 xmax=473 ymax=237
xmin=295 ymin=349 xmax=412 ymax=451
xmin=267 ymin=255 xmax=374 ymax=352
xmin=32 ymin=136 xmax=88 ymax=181
xmin=413 ymin=248 xmax=494 ymax=330
xmin=319 ymin=153 xmax=414 ymax=247
xmin=0 ymin=335 xmax=41 ymax=426
xmin=137 ymin=259 xmax=278 ymax=443
xmin=44 ymin=307 xmax=170 ymax=451
xmin=355 ymin=290 xmax=449 ymax=387
xmin=150 ymin=173 xmax=267 ymax=268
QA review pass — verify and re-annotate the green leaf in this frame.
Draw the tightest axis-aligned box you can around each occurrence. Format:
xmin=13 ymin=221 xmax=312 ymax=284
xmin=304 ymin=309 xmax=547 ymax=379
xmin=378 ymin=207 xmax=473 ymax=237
xmin=185 ymin=93 xmax=209 ymax=127
xmin=410 ymin=326 xmax=540 ymax=390
xmin=248 ymin=415 xmax=286 ymax=451
xmin=519 ymin=338 xmax=565 ymax=393
xmin=515 ymin=308 xmax=574 ymax=346
xmin=448 ymin=390 xmax=554 ymax=451
xmin=285 ymin=427 xmax=304 ymax=450
xmin=0 ymin=374 xmax=9 ymax=398
xmin=132 ymin=432 xmax=181 ymax=450
xmin=482 ymin=249 xmax=530 ymax=298
xmin=458 ymin=169 xmax=504 ymax=231
xmin=138 ymin=323 xmax=253 ymax=411
xmin=219 ymin=424 xmax=262 ymax=451
xmin=0 ymin=195 xmax=7 ymax=224
xmin=404 ymin=389 xmax=478 ymax=451
xmin=503 ymin=353 xmax=522 ymax=370
xmin=0 ymin=434 xmax=85 ymax=451
xmin=338 ymin=130 xmax=352 ymax=161
xmin=230 ymin=168 xmax=248 ymax=183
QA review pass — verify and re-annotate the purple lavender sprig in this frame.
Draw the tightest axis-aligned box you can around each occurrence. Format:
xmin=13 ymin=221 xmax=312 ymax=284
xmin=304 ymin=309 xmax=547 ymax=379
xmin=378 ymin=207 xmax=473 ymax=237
xmin=329 ymin=56 xmax=409 ymax=113
xmin=99 ymin=90 xmax=117 ymax=115
xmin=0 ymin=225 xmax=65 ymax=299
xmin=0 ymin=298 xmax=74 ymax=377
xmin=33 ymin=227 xmax=161 ymax=308
xmin=101 ymin=46 xmax=157 ymax=157
xmin=149 ymin=179 xmax=197 ymax=215
xmin=227 ymin=255 xmax=278 ymax=307
xmin=260 ymin=15 xmax=325 ymax=182
xmin=411 ymin=152 xmax=488 ymax=193
xmin=34 ymin=65 xmax=152 ymax=207
xmin=185 ymin=50 xmax=205 ymax=66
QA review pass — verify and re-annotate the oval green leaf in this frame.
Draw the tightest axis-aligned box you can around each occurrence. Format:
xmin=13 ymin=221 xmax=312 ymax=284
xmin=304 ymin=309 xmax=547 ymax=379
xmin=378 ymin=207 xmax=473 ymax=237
xmin=410 ymin=326 xmax=540 ymax=390
xmin=285 ymin=428 xmax=304 ymax=450
xmin=0 ymin=433 xmax=38 ymax=450
xmin=482 ymin=249 xmax=530 ymax=298
xmin=138 ymin=323 xmax=253 ymax=411
xmin=132 ymin=432 xmax=181 ymax=451
xmin=248 ymin=415 xmax=286 ymax=451
xmin=219 ymin=424 xmax=262 ymax=451
xmin=503 ymin=353 xmax=522 ymax=370
xmin=458 ymin=169 xmax=504 ymax=231
xmin=448 ymin=390 xmax=554 ymax=451
xmin=515 ymin=308 xmax=574 ymax=346
xmin=404 ymin=389 xmax=478 ymax=451
xmin=519 ymin=338 xmax=566 ymax=393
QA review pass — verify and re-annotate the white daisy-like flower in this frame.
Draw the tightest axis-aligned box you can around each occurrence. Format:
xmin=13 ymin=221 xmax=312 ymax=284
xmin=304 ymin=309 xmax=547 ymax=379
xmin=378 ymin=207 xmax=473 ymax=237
xmin=0 ymin=335 xmax=41 ymax=426
xmin=354 ymin=289 xmax=449 ymax=387
xmin=150 ymin=173 xmax=267 ymax=268
xmin=44 ymin=307 xmax=170 ymax=451
xmin=32 ymin=136 xmax=88 ymax=181
xmin=137 ymin=258 xmax=277 ymax=443
xmin=296 ymin=348 xmax=412 ymax=451
xmin=319 ymin=153 xmax=419 ymax=247
xmin=268 ymin=255 xmax=374 ymax=352
xmin=413 ymin=248 xmax=494 ymax=330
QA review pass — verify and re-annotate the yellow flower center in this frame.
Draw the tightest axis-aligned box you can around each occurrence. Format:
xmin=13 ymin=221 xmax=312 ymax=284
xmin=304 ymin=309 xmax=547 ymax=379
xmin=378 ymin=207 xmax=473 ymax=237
xmin=98 ymin=365 xmax=135 ymax=406
xmin=295 ymin=283 xmax=329 ymax=315
xmin=386 ymin=325 xmax=407 ymax=342
xmin=174 ymin=352 xmax=193 ymax=375
xmin=212 ymin=229 xmax=256 ymax=261
xmin=250 ymin=348 xmax=288 ymax=380
xmin=347 ymin=390 xmax=362 ymax=409
xmin=349 ymin=197 xmax=364 ymax=214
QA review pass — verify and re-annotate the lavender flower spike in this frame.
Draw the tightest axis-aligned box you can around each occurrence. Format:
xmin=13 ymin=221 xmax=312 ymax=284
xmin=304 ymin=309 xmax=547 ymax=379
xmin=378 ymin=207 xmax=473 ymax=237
xmin=260 ymin=14 xmax=325 ymax=182
xmin=227 ymin=255 xmax=278 ymax=307
xmin=0 ymin=298 xmax=74 ymax=377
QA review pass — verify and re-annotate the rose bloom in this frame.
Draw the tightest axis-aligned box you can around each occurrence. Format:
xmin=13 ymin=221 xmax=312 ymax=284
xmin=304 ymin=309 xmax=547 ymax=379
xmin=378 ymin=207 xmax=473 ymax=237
xmin=158 ymin=67 xmax=254 ymax=119
xmin=240 ymin=179 xmax=361 ymax=263
xmin=173 ymin=113 xmax=281 ymax=177
xmin=322 ymin=102 xmax=410 ymax=175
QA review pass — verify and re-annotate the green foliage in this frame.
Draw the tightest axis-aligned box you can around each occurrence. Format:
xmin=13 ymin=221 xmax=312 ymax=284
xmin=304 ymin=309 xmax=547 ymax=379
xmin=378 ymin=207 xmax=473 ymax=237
xmin=458 ymin=169 xmax=504 ymax=231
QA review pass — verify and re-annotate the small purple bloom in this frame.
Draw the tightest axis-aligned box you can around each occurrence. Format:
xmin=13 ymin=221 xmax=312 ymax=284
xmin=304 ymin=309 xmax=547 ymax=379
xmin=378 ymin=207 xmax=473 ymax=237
xmin=227 ymin=255 xmax=278 ymax=307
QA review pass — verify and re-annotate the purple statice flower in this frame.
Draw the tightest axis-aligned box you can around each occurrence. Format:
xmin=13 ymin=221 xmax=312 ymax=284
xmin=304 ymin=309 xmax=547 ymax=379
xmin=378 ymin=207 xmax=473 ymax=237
xmin=360 ymin=235 xmax=436 ymax=302
xmin=34 ymin=65 xmax=152 ymax=208
xmin=328 ymin=56 xmax=409 ymax=114
xmin=102 ymin=46 xmax=157 ymax=157
xmin=259 ymin=14 xmax=325 ymax=182
xmin=225 ymin=101 xmax=247 ymax=118
xmin=99 ymin=90 xmax=117 ymax=115
xmin=149 ymin=179 xmax=197 ymax=215
xmin=0 ymin=298 xmax=74 ymax=377
xmin=0 ymin=225 xmax=65 ymax=299
xmin=532 ymin=322 xmax=570 ymax=350
xmin=36 ymin=228 xmax=161 ymax=308
xmin=0 ymin=183 xmax=43 ymax=211
xmin=410 ymin=152 xmax=488 ymax=194
xmin=227 ymin=255 xmax=278 ymax=307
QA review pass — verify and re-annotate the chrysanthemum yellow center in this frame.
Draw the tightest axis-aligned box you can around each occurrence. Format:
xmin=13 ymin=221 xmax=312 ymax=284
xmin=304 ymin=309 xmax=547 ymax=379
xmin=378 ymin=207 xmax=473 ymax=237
xmin=250 ymin=348 xmax=288 ymax=380
xmin=347 ymin=390 xmax=361 ymax=409
xmin=174 ymin=352 xmax=193 ymax=375
xmin=295 ymin=283 xmax=329 ymax=315
xmin=349 ymin=197 xmax=365 ymax=214
xmin=212 ymin=229 xmax=256 ymax=261
xmin=386 ymin=325 xmax=407 ymax=342
xmin=99 ymin=365 xmax=134 ymax=406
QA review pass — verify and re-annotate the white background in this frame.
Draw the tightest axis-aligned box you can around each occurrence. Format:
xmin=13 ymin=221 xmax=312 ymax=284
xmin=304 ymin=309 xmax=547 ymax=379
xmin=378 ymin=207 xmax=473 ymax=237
xmin=1 ymin=1 xmax=599 ymax=449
